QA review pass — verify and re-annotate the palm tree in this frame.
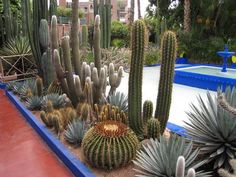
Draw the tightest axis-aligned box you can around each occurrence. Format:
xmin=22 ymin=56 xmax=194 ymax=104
xmin=184 ymin=0 xmax=191 ymax=33
xmin=129 ymin=0 xmax=135 ymax=24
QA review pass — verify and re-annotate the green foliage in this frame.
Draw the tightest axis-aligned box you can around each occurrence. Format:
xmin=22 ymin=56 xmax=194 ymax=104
xmin=107 ymin=92 xmax=128 ymax=113
xmin=82 ymin=121 xmax=139 ymax=170
xmin=0 ymin=37 xmax=31 ymax=55
xmin=111 ymin=21 xmax=128 ymax=39
xmin=57 ymin=7 xmax=84 ymax=18
xmin=133 ymin=135 xmax=210 ymax=177
xmin=144 ymin=47 xmax=161 ymax=65
xmin=64 ymin=119 xmax=87 ymax=146
xmin=155 ymin=31 xmax=177 ymax=134
xmin=185 ymin=87 xmax=236 ymax=170
xmin=111 ymin=38 xmax=126 ymax=48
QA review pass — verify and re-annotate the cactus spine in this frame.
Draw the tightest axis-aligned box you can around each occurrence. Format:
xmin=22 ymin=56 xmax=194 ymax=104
xmin=155 ymin=31 xmax=177 ymax=134
xmin=128 ymin=20 xmax=145 ymax=138
xmin=71 ymin=0 xmax=81 ymax=76
xmin=82 ymin=121 xmax=139 ymax=170
xmin=94 ymin=15 xmax=101 ymax=74
xmin=147 ymin=118 xmax=160 ymax=139
xmin=81 ymin=25 xmax=88 ymax=48
xmin=61 ymin=36 xmax=78 ymax=107
xmin=143 ymin=100 xmax=153 ymax=125
xmin=176 ymin=156 xmax=196 ymax=177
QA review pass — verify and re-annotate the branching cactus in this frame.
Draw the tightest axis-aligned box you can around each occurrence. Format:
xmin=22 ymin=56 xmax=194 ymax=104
xmin=94 ymin=15 xmax=101 ymax=74
xmin=218 ymin=159 xmax=236 ymax=177
xmin=128 ymin=20 xmax=145 ymax=138
xmin=155 ymin=31 xmax=177 ymax=134
xmin=108 ymin=63 xmax=123 ymax=95
xmin=143 ymin=100 xmax=153 ymax=125
xmin=176 ymin=156 xmax=196 ymax=177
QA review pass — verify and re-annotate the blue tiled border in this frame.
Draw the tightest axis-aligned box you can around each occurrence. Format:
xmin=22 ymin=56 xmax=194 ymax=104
xmin=174 ymin=64 xmax=236 ymax=91
xmin=5 ymin=89 xmax=95 ymax=177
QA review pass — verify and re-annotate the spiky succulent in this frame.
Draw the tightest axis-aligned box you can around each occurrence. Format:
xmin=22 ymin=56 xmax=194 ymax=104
xmin=82 ymin=120 xmax=139 ymax=170
xmin=26 ymin=96 xmax=43 ymax=110
xmin=133 ymin=135 xmax=210 ymax=177
xmin=64 ymin=119 xmax=87 ymax=146
xmin=42 ymin=93 xmax=66 ymax=109
xmin=107 ymin=91 xmax=128 ymax=112
xmin=185 ymin=87 xmax=236 ymax=170
xmin=18 ymin=79 xmax=37 ymax=99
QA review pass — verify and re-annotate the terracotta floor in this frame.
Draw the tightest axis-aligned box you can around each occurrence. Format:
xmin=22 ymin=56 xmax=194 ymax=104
xmin=0 ymin=90 xmax=73 ymax=177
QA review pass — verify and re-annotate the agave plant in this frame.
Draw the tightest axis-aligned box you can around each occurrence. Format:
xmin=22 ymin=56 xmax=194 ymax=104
xmin=185 ymin=87 xmax=236 ymax=170
xmin=133 ymin=135 xmax=210 ymax=177
xmin=26 ymin=96 xmax=43 ymax=110
xmin=107 ymin=91 xmax=128 ymax=112
xmin=42 ymin=93 xmax=66 ymax=109
xmin=18 ymin=79 xmax=37 ymax=99
xmin=0 ymin=37 xmax=31 ymax=56
xmin=64 ymin=119 xmax=87 ymax=146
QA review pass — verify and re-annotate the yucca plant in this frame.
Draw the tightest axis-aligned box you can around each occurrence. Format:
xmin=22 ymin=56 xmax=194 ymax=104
xmin=107 ymin=91 xmax=128 ymax=112
xmin=26 ymin=96 xmax=43 ymax=110
xmin=0 ymin=36 xmax=31 ymax=55
xmin=133 ymin=135 xmax=210 ymax=177
xmin=64 ymin=119 xmax=87 ymax=146
xmin=42 ymin=93 xmax=66 ymax=109
xmin=185 ymin=87 xmax=236 ymax=170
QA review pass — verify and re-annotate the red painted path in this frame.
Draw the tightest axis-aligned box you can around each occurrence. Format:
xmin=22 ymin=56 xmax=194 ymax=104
xmin=0 ymin=90 xmax=73 ymax=177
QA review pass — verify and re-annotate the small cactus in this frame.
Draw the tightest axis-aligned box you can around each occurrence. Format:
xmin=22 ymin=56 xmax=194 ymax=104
xmin=147 ymin=118 xmax=160 ymax=139
xmin=143 ymin=100 xmax=153 ymax=125
xmin=218 ymin=159 xmax=236 ymax=177
xmin=176 ymin=156 xmax=196 ymax=177
xmin=36 ymin=77 xmax=43 ymax=97
xmin=81 ymin=25 xmax=88 ymax=48
xmin=108 ymin=63 xmax=123 ymax=95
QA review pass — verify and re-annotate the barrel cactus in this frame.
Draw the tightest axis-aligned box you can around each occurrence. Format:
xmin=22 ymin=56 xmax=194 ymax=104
xmin=155 ymin=31 xmax=177 ymax=134
xmin=82 ymin=120 xmax=139 ymax=170
xmin=147 ymin=118 xmax=160 ymax=139
xmin=128 ymin=20 xmax=145 ymax=138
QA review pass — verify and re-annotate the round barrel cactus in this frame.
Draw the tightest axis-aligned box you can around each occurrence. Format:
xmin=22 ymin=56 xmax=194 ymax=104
xmin=82 ymin=120 xmax=139 ymax=170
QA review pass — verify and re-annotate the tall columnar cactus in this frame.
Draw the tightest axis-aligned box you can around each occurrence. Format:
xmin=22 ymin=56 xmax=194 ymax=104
xmin=143 ymin=100 xmax=153 ymax=125
xmin=82 ymin=121 xmax=139 ymax=170
xmin=176 ymin=156 xmax=196 ymax=177
xmin=51 ymin=15 xmax=59 ymax=52
xmin=128 ymin=20 xmax=145 ymax=138
xmin=147 ymin=118 xmax=160 ymax=139
xmin=3 ymin=0 xmax=12 ymax=40
xmin=61 ymin=36 xmax=78 ymax=107
xmin=71 ymin=0 xmax=81 ymax=76
xmin=94 ymin=15 xmax=101 ymax=74
xmin=81 ymin=25 xmax=88 ymax=48
xmin=105 ymin=0 xmax=111 ymax=48
xmin=49 ymin=0 xmax=57 ymax=20
xmin=93 ymin=0 xmax=99 ymax=18
xmin=155 ymin=31 xmax=177 ymax=134
xmin=39 ymin=19 xmax=50 ymax=51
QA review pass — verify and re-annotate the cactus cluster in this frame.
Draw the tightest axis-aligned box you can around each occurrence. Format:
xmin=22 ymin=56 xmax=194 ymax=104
xmin=147 ymin=118 xmax=160 ymax=139
xmin=82 ymin=121 xmax=139 ymax=170
xmin=176 ymin=156 xmax=196 ymax=177
xmin=47 ymin=80 xmax=63 ymax=95
xmin=128 ymin=20 xmax=145 ymax=138
xmin=218 ymin=159 xmax=236 ymax=177
xmin=155 ymin=31 xmax=177 ymax=133
xmin=95 ymin=104 xmax=128 ymax=125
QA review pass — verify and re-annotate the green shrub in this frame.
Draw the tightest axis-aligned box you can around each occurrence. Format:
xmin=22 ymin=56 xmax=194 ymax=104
xmin=144 ymin=47 xmax=160 ymax=65
xmin=111 ymin=20 xmax=128 ymax=40
xmin=111 ymin=38 xmax=126 ymax=48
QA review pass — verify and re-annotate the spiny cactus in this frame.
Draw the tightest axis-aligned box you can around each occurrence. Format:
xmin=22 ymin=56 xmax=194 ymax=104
xmin=176 ymin=156 xmax=196 ymax=177
xmin=147 ymin=118 xmax=160 ymax=139
xmin=47 ymin=80 xmax=63 ymax=95
xmin=81 ymin=25 xmax=88 ymax=48
xmin=71 ymin=0 xmax=81 ymax=76
xmin=108 ymin=63 xmax=123 ymax=95
xmin=77 ymin=103 xmax=93 ymax=122
xmin=51 ymin=15 xmax=59 ymax=51
xmin=39 ymin=19 xmax=50 ymax=50
xmin=92 ymin=67 xmax=106 ymax=103
xmin=217 ymin=91 xmax=236 ymax=116
xmin=82 ymin=121 xmax=139 ymax=170
xmin=128 ymin=20 xmax=145 ymax=138
xmin=61 ymin=36 xmax=78 ymax=107
xmin=155 ymin=31 xmax=177 ymax=134
xmin=36 ymin=77 xmax=43 ymax=97
xmin=95 ymin=104 xmax=128 ymax=125
xmin=143 ymin=100 xmax=153 ymax=125
xmin=94 ymin=15 xmax=101 ymax=74
xmin=218 ymin=159 xmax=236 ymax=177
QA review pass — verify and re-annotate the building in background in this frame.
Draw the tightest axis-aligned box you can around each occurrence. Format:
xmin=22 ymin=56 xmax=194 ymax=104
xmin=58 ymin=0 xmax=129 ymax=24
